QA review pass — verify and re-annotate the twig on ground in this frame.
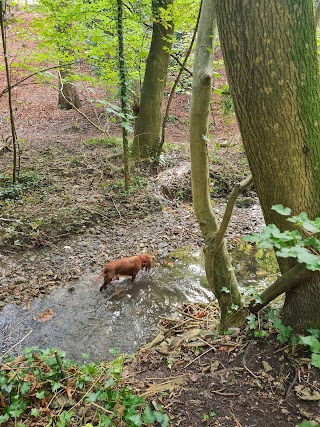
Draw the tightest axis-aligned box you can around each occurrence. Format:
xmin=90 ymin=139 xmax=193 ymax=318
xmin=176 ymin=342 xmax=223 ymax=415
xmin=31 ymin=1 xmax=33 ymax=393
xmin=242 ymin=340 xmax=260 ymax=379
xmin=1 ymin=330 xmax=33 ymax=360
xmin=284 ymin=363 xmax=299 ymax=401
xmin=0 ymin=217 xmax=22 ymax=223
xmin=211 ymin=389 xmax=240 ymax=397
xmin=111 ymin=197 xmax=122 ymax=218
xmin=184 ymin=347 xmax=214 ymax=368
xmin=80 ymin=206 xmax=113 ymax=222
xmin=176 ymin=307 xmax=207 ymax=321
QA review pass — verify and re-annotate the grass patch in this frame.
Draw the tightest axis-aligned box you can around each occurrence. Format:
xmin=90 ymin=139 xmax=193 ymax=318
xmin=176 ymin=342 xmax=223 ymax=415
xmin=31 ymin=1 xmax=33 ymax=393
xmin=84 ymin=137 xmax=121 ymax=148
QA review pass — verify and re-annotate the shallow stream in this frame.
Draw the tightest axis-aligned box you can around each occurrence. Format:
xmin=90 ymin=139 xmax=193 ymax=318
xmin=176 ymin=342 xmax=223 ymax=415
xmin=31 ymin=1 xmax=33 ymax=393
xmin=0 ymin=246 xmax=277 ymax=362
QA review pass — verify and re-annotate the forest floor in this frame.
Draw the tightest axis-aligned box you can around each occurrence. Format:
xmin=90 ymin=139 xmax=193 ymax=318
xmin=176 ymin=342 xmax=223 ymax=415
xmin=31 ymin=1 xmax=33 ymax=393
xmin=0 ymin=11 xmax=319 ymax=427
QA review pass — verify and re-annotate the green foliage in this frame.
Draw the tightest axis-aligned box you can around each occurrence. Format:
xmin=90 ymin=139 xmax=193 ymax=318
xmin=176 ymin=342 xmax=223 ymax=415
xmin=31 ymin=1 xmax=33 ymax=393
xmin=267 ymin=309 xmax=294 ymax=344
xmin=246 ymin=312 xmax=268 ymax=338
xmin=297 ymin=422 xmax=320 ymax=427
xmin=84 ymin=137 xmax=121 ymax=148
xmin=129 ymin=175 xmax=148 ymax=192
xmin=214 ymin=83 xmax=234 ymax=116
xmin=203 ymin=411 xmax=216 ymax=424
xmin=300 ymin=329 xmax=320 ymax=369
xmin=166 ymin=114 xmax=178 ymax=123
xmin=0 ymin=347 xmax=168 ymax=426
xmin=0 ymin=173 xmax=43 ymax=200
xmin=247 ymin=308 xmax=320 ymax=367
xmin=246 ymin=309 xmax=294 ymax=341
xmin=244 ymin=205 xmax=320 ymax=271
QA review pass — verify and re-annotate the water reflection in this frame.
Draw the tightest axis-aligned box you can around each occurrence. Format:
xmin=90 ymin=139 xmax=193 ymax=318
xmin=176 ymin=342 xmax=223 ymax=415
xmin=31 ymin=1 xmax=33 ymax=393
xmin=0 ymin=257 xmax=212 ymax=362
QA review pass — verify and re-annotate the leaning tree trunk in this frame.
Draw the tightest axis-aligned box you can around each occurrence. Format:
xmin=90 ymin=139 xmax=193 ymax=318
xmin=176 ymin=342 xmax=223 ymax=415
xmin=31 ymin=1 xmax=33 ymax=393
xmin=132 ymin=0 xmax=174 ymax=160
xmin=216 ymin=0 xmax=320 ymax=330
xmin=189 ymin=0 xmax=242 ymax=331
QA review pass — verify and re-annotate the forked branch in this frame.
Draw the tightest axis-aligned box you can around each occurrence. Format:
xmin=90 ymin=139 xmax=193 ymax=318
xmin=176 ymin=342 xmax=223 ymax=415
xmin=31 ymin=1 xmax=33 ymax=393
xmin=212 ymin=174 xmax=253 ymax=256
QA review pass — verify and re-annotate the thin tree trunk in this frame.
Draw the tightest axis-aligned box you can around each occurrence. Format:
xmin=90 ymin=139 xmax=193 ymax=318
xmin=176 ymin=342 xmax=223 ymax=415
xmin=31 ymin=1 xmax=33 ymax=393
xmin=0 ymin=0 xmax=19 ymax=183
xmin=116 ymin=0 xmax=130 ymax=190
xmin=216 ymin=0 xmax=320 ymax=330
xmin=189 ymin=0 xmax=242 ymax=331
xmin=158 ymin=3 xmax=201 ymax=156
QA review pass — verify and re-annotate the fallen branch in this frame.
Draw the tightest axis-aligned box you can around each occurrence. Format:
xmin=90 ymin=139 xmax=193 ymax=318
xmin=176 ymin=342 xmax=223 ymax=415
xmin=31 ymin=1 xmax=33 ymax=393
xmin=0 ymin=217 xmax=23 ymax=223
xmin=284 ymin=363 xmax=298 ymax=401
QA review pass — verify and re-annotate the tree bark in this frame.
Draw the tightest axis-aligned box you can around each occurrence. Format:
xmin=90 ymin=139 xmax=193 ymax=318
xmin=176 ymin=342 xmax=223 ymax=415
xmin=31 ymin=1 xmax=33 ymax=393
xmin=189 ymin=0 xmax=243 ymax=331
xmin=216 ymin=0 xmax=320 ymax=330
xmin=116 ymin=0 xmax=130 ymax=190
xmin=132 ymin=0 xmax=174 ymax=160
xmin=58 ymin=64 xmax=81 ymax=110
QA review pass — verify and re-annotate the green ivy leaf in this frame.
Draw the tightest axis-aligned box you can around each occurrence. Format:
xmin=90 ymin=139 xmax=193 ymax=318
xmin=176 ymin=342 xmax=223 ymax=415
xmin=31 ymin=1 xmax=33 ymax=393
xmin=311 ymin=353 xmax=320 ymax=368
xmin=303 ymin=237 xmax=320 ymax=252
xmin=142 ymin=405 xmax=155 ymax=423
xmin=272 ymin=204 xmax=291 ymax=216
xmin=105 ymin=377 xmax=116 ymax=387
xmin=0 ymin=414 xmax=10 ymax=425
xmin=20 ymin=381 xmax=31 ymax=395
xmin=9 ymin=407 xmax=25 ymax=418
xmin=300 ymin=335 xmax=320 ymax=353
xmin=126 ymin=414 xmax=142 ymax=426
xmin=31 ymin=408 xmax=40 ymax=417
xmin=36 ymin=390 xmax=46 ymax=399
xmin=246 ymin=313 xmax=257 ymax=329
xmin=154 ymin=412 xmax=169 ymax=427
xmin=52 ymin=382 xmax=63 ymax=392
xmin=85 ymin=391 xmax=101 ymax=403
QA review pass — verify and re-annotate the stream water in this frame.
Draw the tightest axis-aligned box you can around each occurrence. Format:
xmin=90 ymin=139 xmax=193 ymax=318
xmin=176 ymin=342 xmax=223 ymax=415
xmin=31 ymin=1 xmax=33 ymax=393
xmin=0 ymin=246 xmax=277 ymax=362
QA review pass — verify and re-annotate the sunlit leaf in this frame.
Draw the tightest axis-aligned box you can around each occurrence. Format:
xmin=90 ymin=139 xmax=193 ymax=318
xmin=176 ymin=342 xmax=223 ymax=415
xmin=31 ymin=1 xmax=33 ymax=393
xmin=272 ymin=204 xmax=291 ymax=216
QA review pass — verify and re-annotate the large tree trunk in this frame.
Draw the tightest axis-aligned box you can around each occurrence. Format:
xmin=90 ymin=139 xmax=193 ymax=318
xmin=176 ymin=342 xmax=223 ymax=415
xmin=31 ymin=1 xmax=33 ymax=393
xmin=132 ymin=0 xmax=174 ymax=160
xmin=189 ymin=0 xmax=242 ymax=331
xmin=216 ymin=0 xmax=320 ymax=330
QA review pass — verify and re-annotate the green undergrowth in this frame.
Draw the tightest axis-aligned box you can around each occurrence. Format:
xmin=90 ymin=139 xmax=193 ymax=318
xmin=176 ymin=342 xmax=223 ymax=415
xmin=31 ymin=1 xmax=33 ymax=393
xmin=247 ymin=307 xmax=320 ymax=369
xmin=0 ymin=172 xmax=46 ymax=201
xmin=84 ymin=137 xmax=121 ymax=148
xmin=0 ymin=347 xmax=168 ymax=427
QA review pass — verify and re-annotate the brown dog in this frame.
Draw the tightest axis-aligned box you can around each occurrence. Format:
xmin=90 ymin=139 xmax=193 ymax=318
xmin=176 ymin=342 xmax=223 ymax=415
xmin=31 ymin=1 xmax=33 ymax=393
xmin=99 ymin=254 xmax=153 ymax=292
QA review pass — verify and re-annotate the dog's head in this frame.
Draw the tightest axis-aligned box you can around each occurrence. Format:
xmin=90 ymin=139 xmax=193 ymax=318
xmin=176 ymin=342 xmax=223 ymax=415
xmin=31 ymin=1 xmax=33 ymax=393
xmin=139 ymin=253 xmax=153 ymax=270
